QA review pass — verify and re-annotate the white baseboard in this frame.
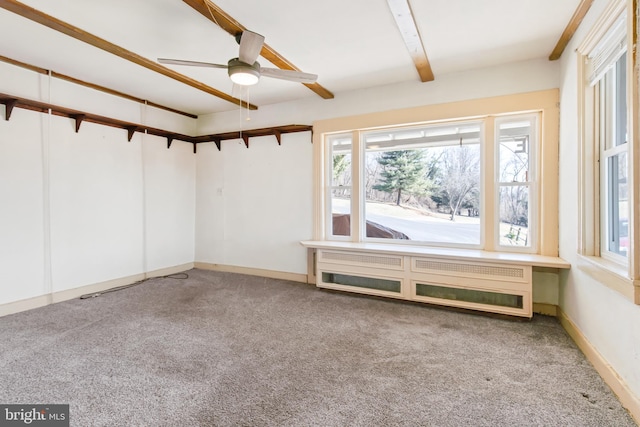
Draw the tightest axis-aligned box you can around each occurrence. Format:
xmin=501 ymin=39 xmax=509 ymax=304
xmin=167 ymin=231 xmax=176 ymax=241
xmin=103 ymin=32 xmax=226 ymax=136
xmin=194 ymin=262 xmax=308 ymax=283
xmin=559 ymin=309 xmax=640 ymax=424
xmin=145 ymin=263 xmax=194 ymax=280
xmin=0 ymin=263 xmax=194 ymax=318
xmin=0 ymin=294 xmax=53 ymax=318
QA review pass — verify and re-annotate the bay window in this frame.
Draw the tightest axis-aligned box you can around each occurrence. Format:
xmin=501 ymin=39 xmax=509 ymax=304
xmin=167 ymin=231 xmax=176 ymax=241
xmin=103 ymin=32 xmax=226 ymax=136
xmin=321 ymin=113 xmax=541 ymax=253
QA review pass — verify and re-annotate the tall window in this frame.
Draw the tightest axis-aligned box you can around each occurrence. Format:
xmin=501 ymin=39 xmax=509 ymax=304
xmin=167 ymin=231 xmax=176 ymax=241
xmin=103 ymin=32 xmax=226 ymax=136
xmin=327 ymin=134 xmax=353 ymax=238
xmin=599 ymin=53 xmax=628 ymax=260
xmin=497 ymin=116 xmax=537 ymax=250
xmin=579 ymin=6 xmax=629 ymax=266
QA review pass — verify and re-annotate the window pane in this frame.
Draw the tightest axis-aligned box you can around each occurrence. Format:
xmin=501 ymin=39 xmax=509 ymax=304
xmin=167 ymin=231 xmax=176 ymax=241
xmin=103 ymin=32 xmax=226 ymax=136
xmin=364 ymin=123 xmax=481 ymax=244
xmin=331 ymin=138 xmax=351 ymax=186
xmin=499 ymin=120 xmax=532 ymax=183
xmin=606 ymin=152 xmax=628 ymax=256
xmin=329 ymin=135 xmax=352 ymax=237
xmin=499 ymin=185 xmax=530 ymax=247
xmin=614 ymin=53 xmax=627 ymax=147
xmin=602 ymin=53 xmax=627 ymax=150
xmin=331 ymin=188 xmax=351 ymax=236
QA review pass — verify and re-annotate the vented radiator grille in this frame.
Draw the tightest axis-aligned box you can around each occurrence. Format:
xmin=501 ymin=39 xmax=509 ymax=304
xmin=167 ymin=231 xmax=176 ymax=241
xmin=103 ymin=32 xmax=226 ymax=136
xmin=320 ymin=251 xmax=403 ymax=269
xmin=415 ymin=259 xmax=523 ymax=278
xmin=415 ymin=283 xmax=523 ymax=309
xmin=412 ymin=258 xmax=530 ymax=284
xmin=322 ymin=272 xmax=402 ymax=294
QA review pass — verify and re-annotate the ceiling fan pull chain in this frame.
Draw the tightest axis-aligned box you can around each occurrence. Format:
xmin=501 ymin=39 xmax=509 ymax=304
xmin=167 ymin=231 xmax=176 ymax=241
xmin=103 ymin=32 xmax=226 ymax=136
xmin=246 ymin=88 xmax=251 ymax=122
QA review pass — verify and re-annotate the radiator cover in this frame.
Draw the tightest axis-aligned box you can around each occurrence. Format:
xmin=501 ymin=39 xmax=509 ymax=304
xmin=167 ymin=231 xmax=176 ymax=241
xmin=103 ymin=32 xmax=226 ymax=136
xmin=316 ymin=249 xmax=533 ymax=317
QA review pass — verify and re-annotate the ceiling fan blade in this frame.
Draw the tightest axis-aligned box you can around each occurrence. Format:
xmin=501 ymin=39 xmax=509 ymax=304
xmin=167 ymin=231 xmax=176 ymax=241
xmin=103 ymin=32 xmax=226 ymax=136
xmin=260 ymin=67 xmax=318 ymax=84
xmin=157 ymin=58 xmax=228 ymax=69
xmin=238 ymin=30 xmax=265 ymax=64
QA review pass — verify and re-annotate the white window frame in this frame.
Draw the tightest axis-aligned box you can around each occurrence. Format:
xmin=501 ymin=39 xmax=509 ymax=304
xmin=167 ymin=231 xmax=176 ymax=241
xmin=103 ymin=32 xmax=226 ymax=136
xmin=599 ymin=52 xmax=628 ymax=263
xmin=576 ymin=0 xmax=640 ymax=303
xmin=360 ymin=119 xmax=485 ymax=250
xmin=320 ymin=113 xmax=541 ymax=254
xmin=312 ymin=90 xmax=560 ymax=259
xmin=326 ymin=133 xmax=355 ymax=241
xmin=495 ymin=114 xmax=539 ymax=253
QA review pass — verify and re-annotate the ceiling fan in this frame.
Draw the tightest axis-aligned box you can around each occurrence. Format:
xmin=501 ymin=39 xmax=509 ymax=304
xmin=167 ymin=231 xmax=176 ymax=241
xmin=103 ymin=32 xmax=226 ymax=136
xmin=158 ymin=30 xmax=318 ymax=86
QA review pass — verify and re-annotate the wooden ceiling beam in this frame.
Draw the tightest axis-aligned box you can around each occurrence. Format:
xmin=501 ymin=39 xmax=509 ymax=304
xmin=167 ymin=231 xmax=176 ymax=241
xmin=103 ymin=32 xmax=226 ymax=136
xmin=0 ymin=0 xmax=257 ymax=110
xmin=549 ymin=0 xmax=595 ymax=61
xmin=183 ymin=0 xmax=334 ymax=99
xmin=0 ymin=55 xmax=198 ymax=119
xmin=386 ymin=0 xmax=434 ymax=82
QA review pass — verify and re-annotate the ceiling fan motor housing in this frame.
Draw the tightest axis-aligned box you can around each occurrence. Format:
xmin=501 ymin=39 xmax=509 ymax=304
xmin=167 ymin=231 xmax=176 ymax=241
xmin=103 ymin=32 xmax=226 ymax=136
xmin=228 ymin=58 xmax=260 ymax=85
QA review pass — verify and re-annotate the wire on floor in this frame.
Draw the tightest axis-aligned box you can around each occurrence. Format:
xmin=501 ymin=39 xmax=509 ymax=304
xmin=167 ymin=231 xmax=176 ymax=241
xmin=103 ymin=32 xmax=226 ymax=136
xmin=79 ymin=272 xmax=189 ymax=300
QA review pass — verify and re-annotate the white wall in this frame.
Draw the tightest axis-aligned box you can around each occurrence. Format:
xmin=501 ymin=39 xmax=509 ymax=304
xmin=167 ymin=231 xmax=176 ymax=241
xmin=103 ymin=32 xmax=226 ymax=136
xmin=143 ymin=135 xmax=196 ymax=272
xmin=48 ymin=119 xmax=145 ymax=291
xmin=0 ymin=106 xmax=46 ymax=303
xmin=195 ymin=58 xmax=560 ymax=276
xmin=558 ymin=0 xmax=640 ymax=401
xmin=0 ymin=62 xmax=196 ymax=307
xmin=195 ymin=133 xmax=313 ymax=275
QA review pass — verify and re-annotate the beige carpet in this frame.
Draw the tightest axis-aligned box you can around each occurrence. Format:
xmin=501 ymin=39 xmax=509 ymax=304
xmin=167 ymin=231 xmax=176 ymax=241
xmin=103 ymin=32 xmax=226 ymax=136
xmin=0 ymin=269 xmax=635 ymax=426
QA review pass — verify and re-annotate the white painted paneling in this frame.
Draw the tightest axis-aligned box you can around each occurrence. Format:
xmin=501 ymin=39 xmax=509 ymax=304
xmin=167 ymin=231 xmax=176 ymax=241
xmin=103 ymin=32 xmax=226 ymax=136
xmin=558 ymin=0 xmax=640 ymax=402
xmin=195 ymin=132 xmax=313 ymax=275
xmin=0 ymin=68 xmax=198 ymax=307
xmin=143 ymin=135 xmax=196 ymax=271
xmin=195 ymin=142 xmax=226 ymax=263
xmin=0 ymin=61 xmax=49 ymax=101
xmin=0 ymin=62 xmax=198 ymax=135
xmin=49 ymin=78 xmax=197 ymax=135
xmin=48 ymin=118 xmax=144 ymax=291
xmin=0 ymin=109 xmax=46 ymax=303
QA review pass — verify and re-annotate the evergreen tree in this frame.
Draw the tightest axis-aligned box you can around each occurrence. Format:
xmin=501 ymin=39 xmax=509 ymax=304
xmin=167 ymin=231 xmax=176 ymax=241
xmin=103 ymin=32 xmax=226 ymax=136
xmin=373 ymin=150 xmax=430 ymax=206
xmin=332 ymin=154 xmax=349 ymax=184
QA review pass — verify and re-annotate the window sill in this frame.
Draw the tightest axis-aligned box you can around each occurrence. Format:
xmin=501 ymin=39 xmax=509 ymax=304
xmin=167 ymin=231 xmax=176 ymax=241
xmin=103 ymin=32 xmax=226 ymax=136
xmin=576 ymin=255 xmax=639 ymax=303
xmin=301 ymin=240 xmax=571 ymax=269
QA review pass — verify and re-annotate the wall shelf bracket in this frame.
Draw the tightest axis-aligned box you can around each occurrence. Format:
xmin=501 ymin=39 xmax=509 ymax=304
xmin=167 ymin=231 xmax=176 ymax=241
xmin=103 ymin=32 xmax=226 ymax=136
xmin=1 ymin=98 xmax=17 ymax=121
xmin=126 ymin=126 xmax=137 ymax=142
xmin=72 ymin=114 xmax=85 ymax=133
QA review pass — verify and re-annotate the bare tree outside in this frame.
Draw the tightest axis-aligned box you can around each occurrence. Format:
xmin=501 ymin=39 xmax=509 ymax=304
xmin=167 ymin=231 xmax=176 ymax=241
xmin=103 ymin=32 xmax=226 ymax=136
xmin=437 ymin=145 xmax=481 ymax=221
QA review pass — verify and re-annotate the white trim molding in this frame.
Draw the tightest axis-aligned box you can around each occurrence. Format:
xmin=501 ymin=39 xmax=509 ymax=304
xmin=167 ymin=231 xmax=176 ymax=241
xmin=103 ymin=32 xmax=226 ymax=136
xmin=0 ymin=263 xmax=194 ymax=318
xmin=559 ymin=308 xmax=640 ymax=423
xmin=194 ymin=262 xmax=308 ymax=284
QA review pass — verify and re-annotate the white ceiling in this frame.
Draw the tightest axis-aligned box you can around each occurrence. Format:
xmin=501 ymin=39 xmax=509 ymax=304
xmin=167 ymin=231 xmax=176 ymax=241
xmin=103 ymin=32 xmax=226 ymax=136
xmin=0 ymin=0 xmax=581 ymax=116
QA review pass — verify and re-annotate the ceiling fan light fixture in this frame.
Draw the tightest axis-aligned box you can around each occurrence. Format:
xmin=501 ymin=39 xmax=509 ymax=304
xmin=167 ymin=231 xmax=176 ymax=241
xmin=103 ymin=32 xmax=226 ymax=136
xmin=228 ymin=59 xmax=260 ymax=86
